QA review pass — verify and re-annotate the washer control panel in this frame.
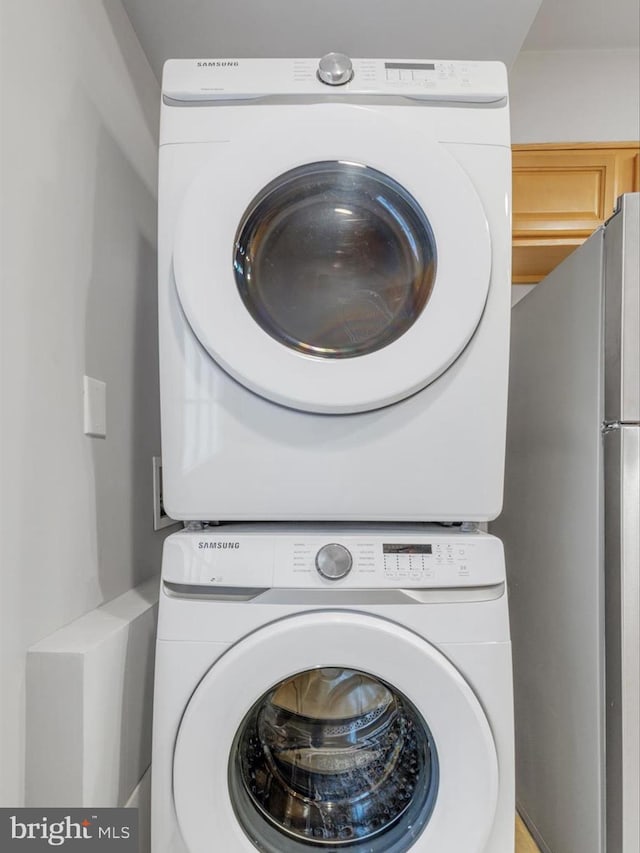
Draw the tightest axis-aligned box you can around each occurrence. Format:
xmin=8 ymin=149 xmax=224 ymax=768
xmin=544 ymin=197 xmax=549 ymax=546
xmin=162 ymin=58 xmax=508 ymax=103
xmin=162 ymin=527 xmax=504 ymax=589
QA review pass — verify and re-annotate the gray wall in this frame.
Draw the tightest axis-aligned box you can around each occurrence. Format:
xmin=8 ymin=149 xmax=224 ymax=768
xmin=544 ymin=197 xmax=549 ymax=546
xmin=0 ymin=0 xmax=164 ymax=805
xmin=121 ymin=0 xmax=542 ymax=79
xmin=510 ymin=48 xmax=640 ymax=142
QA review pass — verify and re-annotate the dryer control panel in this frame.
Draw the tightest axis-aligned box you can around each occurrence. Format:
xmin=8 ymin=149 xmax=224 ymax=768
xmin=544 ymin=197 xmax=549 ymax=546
xmin=162 ymin=57 xmax=508 ymax=103
xmin=161 ymin=526 xmax=505 ymax=589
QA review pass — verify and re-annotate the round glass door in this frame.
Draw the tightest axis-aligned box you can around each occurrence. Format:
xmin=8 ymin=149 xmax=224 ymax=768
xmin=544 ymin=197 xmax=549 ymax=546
xmin=233 ymin=162 xmax=437 ymax=359
xmin=173 ymin=105 xmax=492 ymax=413
xmin=229 ymin=667 xmax=438 ymax=852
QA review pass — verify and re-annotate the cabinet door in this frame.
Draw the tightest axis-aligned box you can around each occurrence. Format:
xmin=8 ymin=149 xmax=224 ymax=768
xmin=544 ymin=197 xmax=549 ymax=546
xmin=512 ymin=143 xmax=640 ymax=283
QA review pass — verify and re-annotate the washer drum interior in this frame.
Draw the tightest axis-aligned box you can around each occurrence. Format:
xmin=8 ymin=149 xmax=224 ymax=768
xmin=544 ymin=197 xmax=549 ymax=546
xmin=229 ymin=667 xmax=439 ymax=851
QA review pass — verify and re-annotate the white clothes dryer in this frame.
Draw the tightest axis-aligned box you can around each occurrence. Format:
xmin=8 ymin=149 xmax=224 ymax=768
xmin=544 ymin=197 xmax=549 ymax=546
xmin=158 ymin=57 xmax=512 ymax=522
xmin=151 ymin=525 xmax=514 ymax=853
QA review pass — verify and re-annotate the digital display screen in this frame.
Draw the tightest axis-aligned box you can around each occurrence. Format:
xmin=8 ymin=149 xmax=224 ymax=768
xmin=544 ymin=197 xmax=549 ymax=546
xmin=384 ymin=62 xmax=436 ymax=71
xmin=383 ymin=544 xmax=433 ymax=555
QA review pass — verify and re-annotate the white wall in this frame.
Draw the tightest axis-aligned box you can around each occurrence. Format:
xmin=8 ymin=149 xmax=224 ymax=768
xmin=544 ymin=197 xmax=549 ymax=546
xmin=120 ymin=0 xmax=543 ymax=80
xmin=510 ymin=48 xmax=640 ymax=142
xmin=0 ymin=0 xmax=163 ymax=805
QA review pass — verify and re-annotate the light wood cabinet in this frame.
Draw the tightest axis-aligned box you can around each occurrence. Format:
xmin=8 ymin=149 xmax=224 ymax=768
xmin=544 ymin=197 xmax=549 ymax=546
xmin=512 ymin=142 xmax=640 ymax=283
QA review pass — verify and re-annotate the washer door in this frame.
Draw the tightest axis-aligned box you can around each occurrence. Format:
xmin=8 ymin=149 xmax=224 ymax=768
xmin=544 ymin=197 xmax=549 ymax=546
xmin=173 ymin=105 xmax=491 ymax=413
xmin=173 ymin=612 xmax=499 ymax=853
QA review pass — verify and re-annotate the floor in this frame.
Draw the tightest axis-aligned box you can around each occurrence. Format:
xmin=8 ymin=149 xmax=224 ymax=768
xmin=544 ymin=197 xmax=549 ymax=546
xmin=516 ymin=814 xmax=541 ymax=852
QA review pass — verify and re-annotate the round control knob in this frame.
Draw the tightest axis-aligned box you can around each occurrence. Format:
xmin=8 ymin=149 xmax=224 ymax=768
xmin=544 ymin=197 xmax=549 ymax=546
xmin=315 ymin=543 xmax=353 ymax=580
xmin=317 ymin=53 xmax=354 ymax=86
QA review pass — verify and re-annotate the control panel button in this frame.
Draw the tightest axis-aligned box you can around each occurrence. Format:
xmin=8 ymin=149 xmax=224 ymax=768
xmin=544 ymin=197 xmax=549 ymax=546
xmin=315 ymin=543 xmax=353 ymax=580
xmin=317 ymin=53 xmax=354 ymax=86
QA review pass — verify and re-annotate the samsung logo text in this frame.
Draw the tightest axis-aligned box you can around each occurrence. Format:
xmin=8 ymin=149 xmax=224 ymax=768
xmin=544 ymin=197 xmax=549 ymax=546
xmin=196 ymin=61 xmax=239 ymax=67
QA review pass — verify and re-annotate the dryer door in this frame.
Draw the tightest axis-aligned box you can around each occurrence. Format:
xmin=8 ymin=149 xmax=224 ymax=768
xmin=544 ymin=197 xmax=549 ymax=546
xmin=173 ymin=611 xmax=499 ymax=853
xmin=173 ymin=104 xmax=492 ymax=413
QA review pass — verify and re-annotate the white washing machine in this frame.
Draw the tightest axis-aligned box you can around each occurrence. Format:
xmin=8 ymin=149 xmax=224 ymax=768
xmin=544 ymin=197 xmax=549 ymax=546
xmin=151 ymin=525 xmax=514 ymax=853
xmin=158 ymin=56 xmax=512 ymax=522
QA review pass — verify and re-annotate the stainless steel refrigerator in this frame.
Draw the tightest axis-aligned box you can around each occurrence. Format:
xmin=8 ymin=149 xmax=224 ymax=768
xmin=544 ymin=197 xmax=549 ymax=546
xmin=493 ymin=193 xmax=639 ymax=853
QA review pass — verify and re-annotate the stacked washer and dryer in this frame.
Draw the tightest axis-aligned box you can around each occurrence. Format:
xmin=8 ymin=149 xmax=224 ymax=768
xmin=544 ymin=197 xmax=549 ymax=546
xmin=152 ymin=55 xmax=514 ymax=853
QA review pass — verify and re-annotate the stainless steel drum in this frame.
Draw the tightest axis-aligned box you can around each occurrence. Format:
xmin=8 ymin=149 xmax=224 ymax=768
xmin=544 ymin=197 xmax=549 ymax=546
xmin=229 ymin=667 xmax=438 ymax=851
